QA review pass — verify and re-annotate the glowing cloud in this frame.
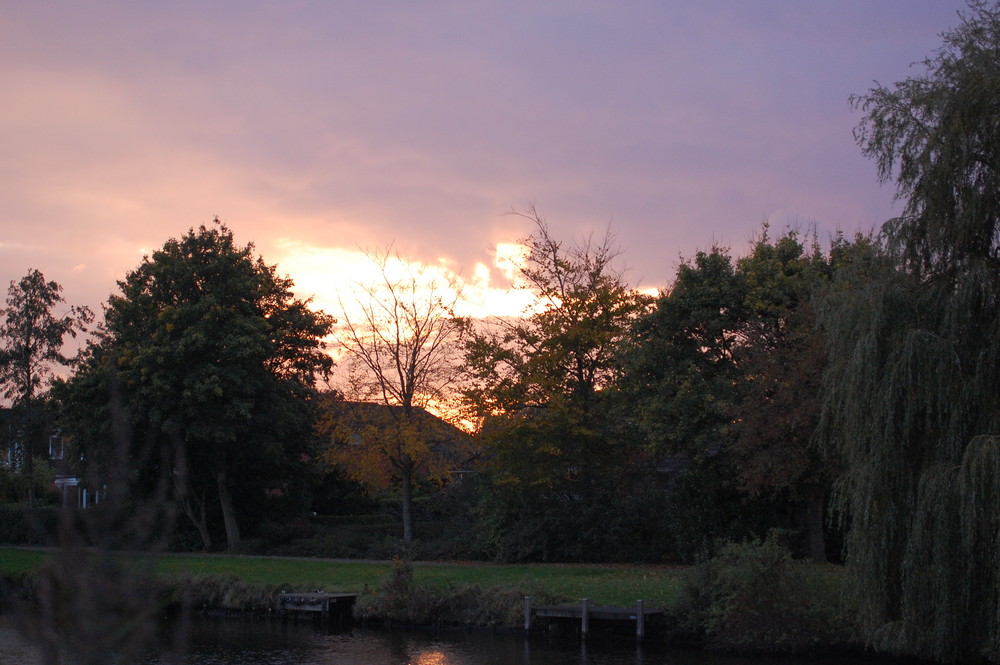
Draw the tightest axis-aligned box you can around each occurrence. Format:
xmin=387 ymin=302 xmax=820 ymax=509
xmin=273 ymin=238 xmax=538 ymax=323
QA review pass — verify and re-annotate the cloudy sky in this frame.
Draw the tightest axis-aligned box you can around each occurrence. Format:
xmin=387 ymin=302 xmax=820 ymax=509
xmin=1 ymin=1 xmax=970 ymax=320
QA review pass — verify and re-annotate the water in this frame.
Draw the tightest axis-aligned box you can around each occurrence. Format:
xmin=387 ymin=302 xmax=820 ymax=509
xmin=0 ymin=615 xmax=879 ymax=665
xmin=0 ymin=618 xmax=42 ymax=665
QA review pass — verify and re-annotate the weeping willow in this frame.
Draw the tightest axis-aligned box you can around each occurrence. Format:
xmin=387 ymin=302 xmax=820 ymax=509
xmin=817 ymin=2 xmax=1000 ymax=661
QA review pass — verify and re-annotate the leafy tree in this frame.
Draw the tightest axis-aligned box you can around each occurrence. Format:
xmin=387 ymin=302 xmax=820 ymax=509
xmin=462 ymin=209 xmax=652 ymax=561
xmin=818 ymin=3 xmax=1000 ymax=660
xmin=333 ymin=247 xmax=466 ymax=542
xmin=622 ymin=247 xmax=747 ymax=460
xmin=78 ymin=222 xmax=334 ymax=552
xmin=463 ymin=208 xmax=652 ymax=417
xmin=731 ymin=228 xmax=834 ymax=562
xmin=0 ymin=269 xmax=92 ymax=504
xmin=620 ymin=246 xmax=780 ymax=562
xmin=51 ymin=340 xmax=116 ymax=473
xmin=623 ymin=230 xmax=861 ymax=562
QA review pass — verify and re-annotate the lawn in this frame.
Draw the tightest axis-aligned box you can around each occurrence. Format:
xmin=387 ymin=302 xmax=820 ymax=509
xmin=409 ymin=561 xmax=684 ymax=608
xmin=0 ymin=548 xmax=685 ymax=608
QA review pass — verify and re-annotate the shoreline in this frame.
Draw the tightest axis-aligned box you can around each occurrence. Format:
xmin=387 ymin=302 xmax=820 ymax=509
xmin=0 ymin=545 xmax=877 ymax=660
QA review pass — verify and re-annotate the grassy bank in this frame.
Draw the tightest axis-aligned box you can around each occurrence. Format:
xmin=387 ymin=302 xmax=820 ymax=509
xmin=0 ymin=544 xmax=857 ymax=656
xmin=0 ymin=547 xmax=684 ymax=608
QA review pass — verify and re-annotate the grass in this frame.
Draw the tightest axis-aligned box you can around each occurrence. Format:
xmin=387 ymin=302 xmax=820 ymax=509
xmin=154 ymin=554 xmax=394 ymax=592
xmin=0 ymin=547 xmax=684 ymax=608
xmin=409 ymin=562 xmax=684 ymax=608
xmin=0 ymin=547 xmax=48 ymax=575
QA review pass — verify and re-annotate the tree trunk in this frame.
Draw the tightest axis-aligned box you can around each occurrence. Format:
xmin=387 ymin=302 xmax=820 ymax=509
xmin=21 ymin=403 xmax=35 ymax=507
xmin=804 ymin=488 xmax=827 ymax=563
xmin=25 ymin=458 xmax=35 ymax=507
xmin=182 ymin=492 xmax=213 ymax=551
xmin=401 ymin=469 xmax=414 ymax=542
xmin=216 ymin=469 xmax=241 ymax=553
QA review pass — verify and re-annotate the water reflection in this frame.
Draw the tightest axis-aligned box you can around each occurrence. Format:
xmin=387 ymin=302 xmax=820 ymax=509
xmin=0 ymin=617 xmax=45 ymax=665
xmin=163 ymin=618 xmax=871 ymax=665
xmin=0 ymin=615 xmax=876 ymax=665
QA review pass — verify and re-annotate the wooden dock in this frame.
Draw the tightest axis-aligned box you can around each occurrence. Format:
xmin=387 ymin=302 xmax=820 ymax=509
xmin=524 ymin=596 xmax=662 ymax=639
xmin=278 ymin=592 xmax=357 ymax=622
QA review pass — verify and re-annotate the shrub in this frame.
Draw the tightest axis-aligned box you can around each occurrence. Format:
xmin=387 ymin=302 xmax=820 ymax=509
xmin=354 ymin=558 xmax=438 ymax=625
xmin=0 ymin=459 xmax=58 ymax=507
xmin=310 ymin=514 xmax=397 ymax=528
xmin=672 ymin=533 xmax=855 ymax=653
xmin=161 ymin=574 xmax=281 ymax=613
xmin=354 ymin=558 xmax=564 ymax=627
xmin=0 ymin=504 xmax=60 ymax=545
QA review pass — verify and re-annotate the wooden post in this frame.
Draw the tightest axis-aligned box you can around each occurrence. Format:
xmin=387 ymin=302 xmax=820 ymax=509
xmin=524 ymin=595 xmax=532 ymax=631
xmin=580 ymin=598 xmax=589 ymax=637
xmin=636 ymin=599 xmax=645 ymax=639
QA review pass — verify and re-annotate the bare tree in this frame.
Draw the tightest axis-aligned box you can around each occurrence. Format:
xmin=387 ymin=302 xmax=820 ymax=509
xmin=334 ymin=247 xmax=466 ymax=542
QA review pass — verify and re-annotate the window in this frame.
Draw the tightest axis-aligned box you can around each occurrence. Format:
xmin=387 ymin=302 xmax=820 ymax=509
xmin=49 ymin=433 xmax=64 ymax=460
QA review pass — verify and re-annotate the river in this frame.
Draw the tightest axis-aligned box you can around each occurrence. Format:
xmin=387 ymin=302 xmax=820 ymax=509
xmin=0 ymin=615 xmax=885 ymax=665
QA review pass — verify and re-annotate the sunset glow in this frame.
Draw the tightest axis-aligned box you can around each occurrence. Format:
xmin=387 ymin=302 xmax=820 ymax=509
xmin=274 ymin=239 xmax=539 ymax=324
xmin=1 ymin=2 xmax=966 ymax=331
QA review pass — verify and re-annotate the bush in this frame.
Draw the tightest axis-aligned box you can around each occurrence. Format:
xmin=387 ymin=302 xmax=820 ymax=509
xmin=310 ymin=514 xmax=398 ymax=528
xmin=161 ymin=574 xmax=281 ymax=613
xmin=250 ymin=514 xmax=488 ymax=561
xmin=354 ymin=558 xmax=564 ymax=627
xmin=0 ymin=504 xmax=60 ymax=545
xmin=0 ymin=459 xmax=59 ymax=506
xmin=473 ymin=475 xmax=670 ymax=564
xmin=658 ymin=461 xmax=795 ymax=564
xmin=355 ymin=558 xmax=438 ymax=625
xmin=672 ymin=533 xmax=855 ymax=654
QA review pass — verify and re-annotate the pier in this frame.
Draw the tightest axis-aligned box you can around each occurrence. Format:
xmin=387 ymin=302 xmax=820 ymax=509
xmin=524 ymin=596 xmax=662 ymax=639
xmin=278 ymin=592 xmax=357 ymax=623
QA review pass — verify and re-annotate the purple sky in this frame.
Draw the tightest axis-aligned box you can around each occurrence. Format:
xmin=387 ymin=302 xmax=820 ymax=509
xmin=0 ymin=1 xmax=970 ymax=320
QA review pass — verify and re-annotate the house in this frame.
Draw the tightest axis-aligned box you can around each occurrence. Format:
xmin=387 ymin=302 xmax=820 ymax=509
xmin=323 ymin=400 xmax=475 ymax=472
xmin=0 ymin=406 xmax=101 ymax=508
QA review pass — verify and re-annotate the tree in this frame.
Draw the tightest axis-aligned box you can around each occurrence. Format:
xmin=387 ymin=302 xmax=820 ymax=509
xmin=463 ymin=208 xmax=652 ymax=417
xmin=818 ymin=3 xmax=1000 ymax=659
xmin=333 ymin=247 xmax=466 ymax=542
xmin=622 ymin=247 xmax=747 ymax=460
xmin=462 ymin=209 xmax=653 ymax=561
xmin=0 ymin=269 xmax=92 ymax=503
xmin=619 ymin=246 xmax=781 ymax=562
xmin=732 ymin=227 xmax=835 ymax=562
xmin=622 ymin=229 xmax=860 ymax=562
xmin=91 ymin=222 xmax=334 ymax=552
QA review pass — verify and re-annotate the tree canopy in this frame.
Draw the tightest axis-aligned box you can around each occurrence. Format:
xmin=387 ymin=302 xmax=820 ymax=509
xmin=621 ymin=228 xmax=852 ymax=561
xmin=64 ymin=222 xmax=334 ymax=552
xmin=462 ymin=208 xmax=651 ymax=419
xmin=820 ymin=2 xmax=1000 ymax=660
xmin=0 ymin=269 xmax=91 ymax=503
xmin=461 ymin=210 xmax=653 ymax=561
xmin=622 ymin=246 xmax=747 ymax=460
xmin=0 ymin=269 xmax=92 ymax=409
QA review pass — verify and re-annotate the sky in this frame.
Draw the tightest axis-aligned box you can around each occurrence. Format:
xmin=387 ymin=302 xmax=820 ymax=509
xmin=0 ymin=1 xmax=972 ymax=323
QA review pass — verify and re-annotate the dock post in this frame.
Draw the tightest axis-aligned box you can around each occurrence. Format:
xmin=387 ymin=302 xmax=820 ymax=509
xmin=636 ymin=599 xmax=645 ymax=639
xmin=580 ymin=598 xmax=589 ymax=637
xmin=524 ymin=595 xmax=532 ymax=631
